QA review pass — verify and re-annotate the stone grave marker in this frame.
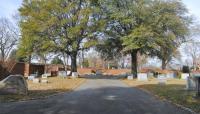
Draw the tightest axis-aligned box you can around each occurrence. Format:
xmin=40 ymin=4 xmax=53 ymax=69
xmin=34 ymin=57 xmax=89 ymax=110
xmin=138 ymin=73 xmax=148 ymax=81
xmin=181 ymin=73 xmax=189 ymax=80
xmin=158 ymin=74 xmax=167 ymax=85
xmin=41 ymin=79 xmax=48 ymax=83
xmin=33 ymin=78 xmax=40 ymax=83
xmin=127 ymin=75 xmax=134 ymax=80
xmin=28 ymin=74 xmax=37 ymax=80
xmin=186 ymin=76 xmax=196 ymax=90
xmin=166 ymin=72 xmax=175 ymax=79
xmin=72 ymin=72 xmax=79 ymax=78
xmin=0 ymin=75 xmax=28 ymax=95
xmin=58 ymin=71 xmax=67 ymax=78
xmin=147 ymin=72 xmax=154 ymax=78
xmin=96 ymin=70 xmax=102 ymax=75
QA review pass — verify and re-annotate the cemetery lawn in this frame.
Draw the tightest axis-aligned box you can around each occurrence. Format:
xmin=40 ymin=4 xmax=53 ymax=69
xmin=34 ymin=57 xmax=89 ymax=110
xmin=124 ymin=79 xmax=200 ymax=113
xmin=0 ymin=77 xmax=85 ymax=102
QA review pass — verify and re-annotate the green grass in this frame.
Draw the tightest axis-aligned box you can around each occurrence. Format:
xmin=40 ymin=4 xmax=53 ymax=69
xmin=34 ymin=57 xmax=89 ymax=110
xmin=139 ymin=84 xmax=200 ymax=113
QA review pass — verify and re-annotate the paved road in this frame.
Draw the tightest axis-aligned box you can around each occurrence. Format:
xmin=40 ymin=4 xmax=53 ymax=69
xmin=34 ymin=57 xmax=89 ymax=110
xmin=0 ymin=78 xmax=194 ymax=114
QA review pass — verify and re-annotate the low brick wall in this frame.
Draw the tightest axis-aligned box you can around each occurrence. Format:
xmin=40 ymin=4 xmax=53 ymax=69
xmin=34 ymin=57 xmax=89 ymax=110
xmin=77 ymin=68 xmax=131 ymax=75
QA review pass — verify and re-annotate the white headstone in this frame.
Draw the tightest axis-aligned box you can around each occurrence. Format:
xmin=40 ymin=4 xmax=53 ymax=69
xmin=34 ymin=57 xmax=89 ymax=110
xmin=72 ymin=72 xmax=79 ymax=78
xmin=158 ymin=74 xmax=167 ymax=85
xmin=41 ymin=79 xmax=48 ymax=83
xmin=166 ymin=73 xmax=174 ymax=79
xmin=96 ymin=70 xmax=102 ymax=75
xmin=127 ymin=75 xmax=134 ymax=80
xmin=147 ymin=72 xmax=154 ymax=78
xmin=138 ymin=73 xmax=148 ymax=81
xmin=28 ymin=74 xmax=37 ymax=80
xmin=42 ymin=74 xmax=48 ymax=79
xmin=46 ymin=73 xmax=51 ymax=77
xmin=58 ymin=71 xmax=66 ymax=77
xmin=33 ymin=78 xmax=40 ymax=83
xmin=181 ymin=73 xmax=189 ymax=80
xmin=28 ymin=76 xmax=35 ymax=80
xmin=186 ymin=77 xmax=196 ymax=90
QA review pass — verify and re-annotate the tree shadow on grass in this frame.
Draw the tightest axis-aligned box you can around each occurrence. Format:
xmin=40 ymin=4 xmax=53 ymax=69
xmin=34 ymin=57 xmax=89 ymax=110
xmin=79 ymin=74 xmax=127 ymax=80
xmin=0 ymin=89 xmax=69 ymax=103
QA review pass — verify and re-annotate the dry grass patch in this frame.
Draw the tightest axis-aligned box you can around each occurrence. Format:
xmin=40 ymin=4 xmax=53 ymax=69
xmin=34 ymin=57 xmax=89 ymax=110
xmin=0 ymin=77 xmax=85 ymax=102
xmin=123 ymin=79 xmax=200 ymax=113
xmin=123 ymin=78 xmax=186 ymax=87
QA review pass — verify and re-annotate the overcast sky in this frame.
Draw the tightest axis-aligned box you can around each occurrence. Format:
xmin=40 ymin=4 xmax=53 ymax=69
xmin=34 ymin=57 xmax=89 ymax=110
xmin=0 ymin=0 xmax=200 ymax=22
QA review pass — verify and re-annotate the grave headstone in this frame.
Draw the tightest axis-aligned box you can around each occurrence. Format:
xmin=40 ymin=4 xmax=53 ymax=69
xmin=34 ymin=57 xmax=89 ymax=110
xmin=0 ymin=75 xmax=28 ymax=95
xmin=166 ymin=73 xmax=175 ymax=79
xmin=147 ymin=72 xmax=154 ymax=78
xmin=186 ymin=77 xmax=196 ymax=90
xmin=28 ymin=74 xmax=37 ymax=80
xmin=33 ymin=78 xmax=40 ymax=83
xmin=138 ymin=73 xmax=148 ymax=81
xmin=58 ymin=71 xmax=67 ymax=78
xmin=42 ymin=74 xmax=48 ymax=79
xmin=181 ymin=73 xmax=189 ymax=80
xmin=41 ymin=79 xmax=48 ymax=83
xmin=96 ymin=70 xmax=102 ymax=75
xmin=158 ymin=74 xmax=167 ymax=85
xmin=127 ymin=75 xmax=134 ymax=80
xmin=72 ymin=72 xmax=79 ymax=78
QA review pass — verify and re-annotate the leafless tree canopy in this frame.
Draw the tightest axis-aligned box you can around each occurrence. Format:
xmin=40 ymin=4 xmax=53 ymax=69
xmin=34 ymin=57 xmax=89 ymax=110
xmin=0 ymin=17 xmax=18 ymax=62
xmin=184 ymin=41 xmax=200 ymax=68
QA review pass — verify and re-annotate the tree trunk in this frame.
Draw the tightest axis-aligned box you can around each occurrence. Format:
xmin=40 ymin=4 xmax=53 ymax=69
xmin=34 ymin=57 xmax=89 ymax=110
xmin=44 ymin=61 xmax=47 ymax=74
xmin=131 ymin=50 xmax=138 ymax=78
xmin=28 ymin=55 xmax=32 ymax=64
xmin=62 ymin=53 xmax=68 ymax=74
xmin=121 ymin=55 xmax=125 ymax=69
xmin=162 ymin=59 xmax=167 ymax=70
xmin=71 ymin=53 xmax=77 ymax=73
xmin=81 ymin=50 xmax=84 ymax=68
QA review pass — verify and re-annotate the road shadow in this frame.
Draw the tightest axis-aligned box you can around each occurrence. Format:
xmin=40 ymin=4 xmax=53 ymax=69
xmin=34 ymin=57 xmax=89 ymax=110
xmin=79 ymin=74 xmax=127 ymax=80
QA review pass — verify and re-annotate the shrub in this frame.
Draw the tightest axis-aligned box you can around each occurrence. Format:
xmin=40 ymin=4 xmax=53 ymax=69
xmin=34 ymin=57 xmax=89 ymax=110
xmin=182 ymin=66 xmax=190 ymax=73
xmin=91 ymin=69 xmax=96 ymax=74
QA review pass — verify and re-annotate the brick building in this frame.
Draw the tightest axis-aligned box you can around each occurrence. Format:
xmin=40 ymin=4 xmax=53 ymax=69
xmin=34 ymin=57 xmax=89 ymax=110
xmin=0 ymin=62 xmax=69 ymax=80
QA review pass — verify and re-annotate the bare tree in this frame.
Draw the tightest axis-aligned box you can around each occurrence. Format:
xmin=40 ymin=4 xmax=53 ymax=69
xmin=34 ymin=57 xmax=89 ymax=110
xmin=184 ymin=41 xmax=200 ymax=69
xmin=183 ymin=22 xmax=200 ymax=69
xmin=0 ymin=17 xmax=18 ymax=63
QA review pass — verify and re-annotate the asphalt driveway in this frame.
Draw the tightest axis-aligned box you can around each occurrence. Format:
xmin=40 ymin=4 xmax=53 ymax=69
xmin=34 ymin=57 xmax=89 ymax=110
xmin=0 ymin=77 xmax=195 ymax=114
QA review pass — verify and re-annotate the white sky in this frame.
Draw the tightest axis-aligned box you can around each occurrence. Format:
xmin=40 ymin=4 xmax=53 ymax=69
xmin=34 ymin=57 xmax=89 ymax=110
xmin=0 ymin=0 xmax=200 ymax=21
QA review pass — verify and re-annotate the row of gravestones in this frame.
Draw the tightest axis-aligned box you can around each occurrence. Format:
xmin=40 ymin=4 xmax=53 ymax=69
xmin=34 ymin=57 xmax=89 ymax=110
xmin=28 ymin=71 xmax=79 ymax=84
xmin=127 ymin=73 xmax=191 ymax=80
xmin=0 ymin=71 xmax=80 ymax=95
xmin=127 ymin=73 xmax=168 ymax=85
xmin=127 ymin=73 xmax=198 ymax=90
xmin=58 ymin=71 xmax=79 ymax=78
